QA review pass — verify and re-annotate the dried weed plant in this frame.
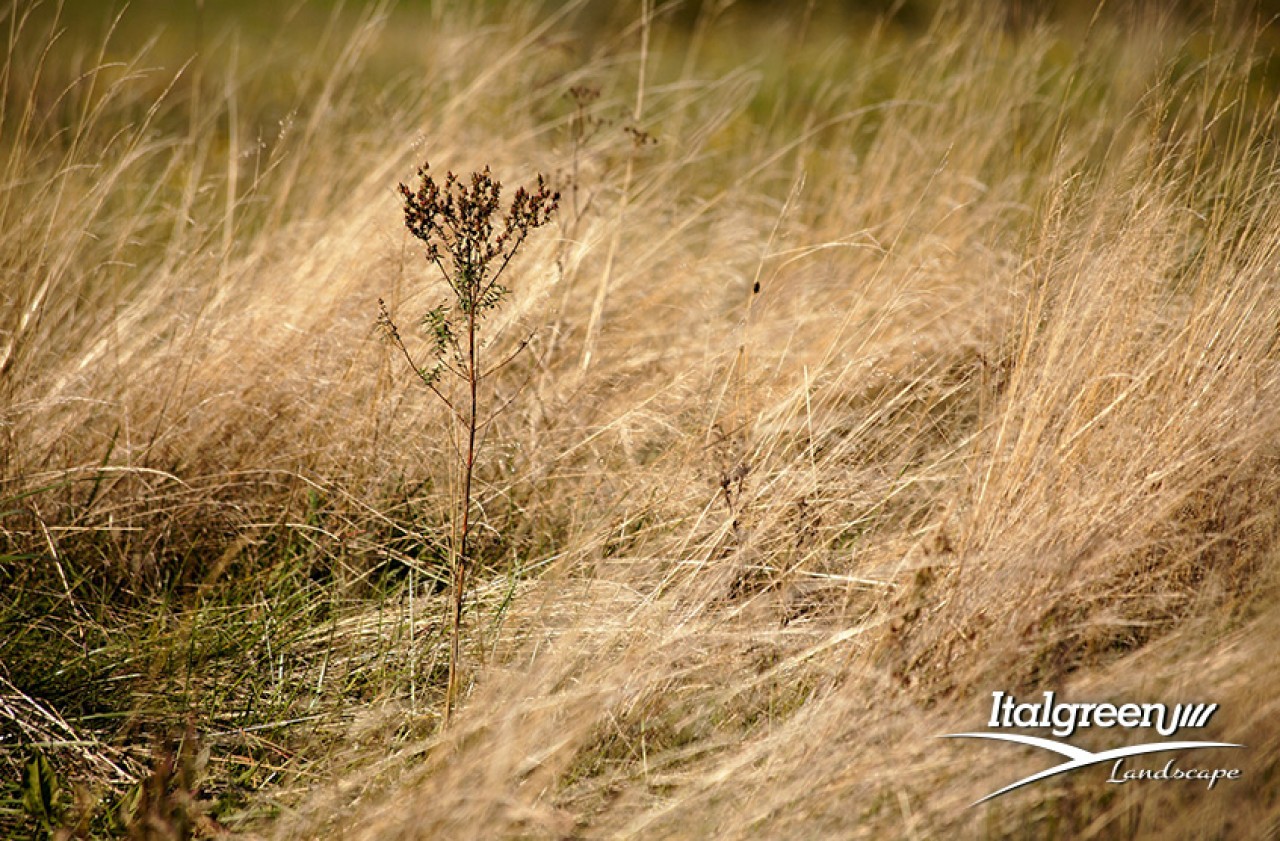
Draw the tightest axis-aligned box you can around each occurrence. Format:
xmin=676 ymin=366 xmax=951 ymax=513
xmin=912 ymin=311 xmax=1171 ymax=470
xmin=379 ymin=164 xmax=559 ymax=722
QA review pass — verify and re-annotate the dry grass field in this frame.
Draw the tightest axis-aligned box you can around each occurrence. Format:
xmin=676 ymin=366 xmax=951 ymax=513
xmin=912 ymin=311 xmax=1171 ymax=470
xmin=3 ymin=0 xmax=1280 ymax=837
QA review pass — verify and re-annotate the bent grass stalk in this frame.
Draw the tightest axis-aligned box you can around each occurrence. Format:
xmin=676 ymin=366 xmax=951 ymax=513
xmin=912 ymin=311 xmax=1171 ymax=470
xmin=379 ymin=163 xmax=558 ymax=722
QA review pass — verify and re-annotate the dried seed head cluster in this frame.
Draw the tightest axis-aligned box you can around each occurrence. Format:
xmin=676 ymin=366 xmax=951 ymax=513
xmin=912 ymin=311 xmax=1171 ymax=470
xmin=398 ymin=163 xmax=560 ymax=316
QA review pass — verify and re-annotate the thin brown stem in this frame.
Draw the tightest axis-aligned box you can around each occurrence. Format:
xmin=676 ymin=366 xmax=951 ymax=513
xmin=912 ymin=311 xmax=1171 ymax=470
xmin=444 ymin=298 xmax=480 ymax=723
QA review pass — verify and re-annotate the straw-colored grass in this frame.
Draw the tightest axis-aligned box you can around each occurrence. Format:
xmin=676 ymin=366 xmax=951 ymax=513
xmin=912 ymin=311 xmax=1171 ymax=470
xmin=3 ymin=1 xmax=1278 ymax=837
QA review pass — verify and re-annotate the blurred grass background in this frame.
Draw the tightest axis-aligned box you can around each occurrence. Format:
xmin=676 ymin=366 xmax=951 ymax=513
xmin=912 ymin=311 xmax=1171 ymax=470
xmin=4 ymin=0 xmax=1280 ymax=838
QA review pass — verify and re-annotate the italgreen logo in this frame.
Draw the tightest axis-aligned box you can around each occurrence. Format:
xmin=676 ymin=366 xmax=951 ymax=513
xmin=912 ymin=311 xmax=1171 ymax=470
xmin=943 ymin=691 xmax=1244 ymax=805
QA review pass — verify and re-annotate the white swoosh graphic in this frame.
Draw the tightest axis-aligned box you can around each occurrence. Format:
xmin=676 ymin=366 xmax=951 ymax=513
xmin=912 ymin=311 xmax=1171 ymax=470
xmin=940 ymin=732 xmax=1245 ymax=805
